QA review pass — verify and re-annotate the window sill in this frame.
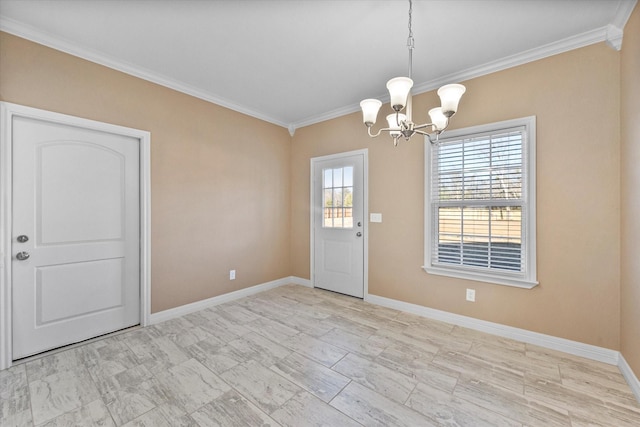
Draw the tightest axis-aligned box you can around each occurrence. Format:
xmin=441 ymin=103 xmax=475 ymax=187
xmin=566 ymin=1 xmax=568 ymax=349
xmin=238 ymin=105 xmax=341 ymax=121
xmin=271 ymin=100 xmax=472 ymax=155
xmin=422 ymin=265 xmax=539 ymax=289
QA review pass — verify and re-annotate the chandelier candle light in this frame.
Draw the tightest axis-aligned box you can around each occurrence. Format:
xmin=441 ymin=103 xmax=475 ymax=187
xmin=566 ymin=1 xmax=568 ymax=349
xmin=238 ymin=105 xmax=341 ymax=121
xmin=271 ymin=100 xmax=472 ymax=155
xmin=360 ymin=0 xmax=466 ymax=146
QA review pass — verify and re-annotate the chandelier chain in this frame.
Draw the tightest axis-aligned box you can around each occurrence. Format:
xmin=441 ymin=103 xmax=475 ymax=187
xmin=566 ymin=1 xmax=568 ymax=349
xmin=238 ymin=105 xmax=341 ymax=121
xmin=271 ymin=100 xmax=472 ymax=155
xmin=407 ymin=0 xmax=414 ymax=45
xmin=407 ymin=0 xmax=414 ymax=78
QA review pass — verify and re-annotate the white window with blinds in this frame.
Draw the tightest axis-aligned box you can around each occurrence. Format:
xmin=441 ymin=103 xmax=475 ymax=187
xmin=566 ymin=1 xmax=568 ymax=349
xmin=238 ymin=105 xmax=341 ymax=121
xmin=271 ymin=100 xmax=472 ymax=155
xmin=424 ymin=116 xmax=538 ymax=288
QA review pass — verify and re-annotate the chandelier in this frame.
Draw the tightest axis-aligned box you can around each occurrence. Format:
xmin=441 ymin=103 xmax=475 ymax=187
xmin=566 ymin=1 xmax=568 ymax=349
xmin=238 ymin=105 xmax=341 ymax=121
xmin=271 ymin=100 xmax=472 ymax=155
xmin=359 ymin=0 xmax=466 ymax=146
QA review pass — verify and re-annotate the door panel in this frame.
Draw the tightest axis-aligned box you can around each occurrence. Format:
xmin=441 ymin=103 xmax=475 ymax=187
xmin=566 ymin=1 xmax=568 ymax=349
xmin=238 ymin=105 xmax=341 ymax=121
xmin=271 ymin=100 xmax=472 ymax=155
xmin=12 ymin=116 xmax=140 ymax=359
xmin=313 ymin=152 xmax=365 ymax=298
xmin=38 ymin=142 xmax=125 ymax=244
xmin=36 ymin=259 xmax=125 ymax=325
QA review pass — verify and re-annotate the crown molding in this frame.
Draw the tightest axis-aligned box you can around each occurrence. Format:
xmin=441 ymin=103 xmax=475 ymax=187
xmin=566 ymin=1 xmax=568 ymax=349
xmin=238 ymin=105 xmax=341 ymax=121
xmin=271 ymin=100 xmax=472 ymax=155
xmin=612 ymin=0 xmax=638 ymax=29
xmin=0 ymin=17 xmax=289 ymax=129
xmin=291 ymin=24 xmax=621 ymax=132
xmin=2 ymin=1 xmax=635 ymax=135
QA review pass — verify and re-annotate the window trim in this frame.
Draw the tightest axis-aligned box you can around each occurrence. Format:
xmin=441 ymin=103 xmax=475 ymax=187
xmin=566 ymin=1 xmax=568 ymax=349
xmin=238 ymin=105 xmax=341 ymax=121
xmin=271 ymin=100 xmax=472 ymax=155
xmin=423 ymin=116 xmax=538 ymax=289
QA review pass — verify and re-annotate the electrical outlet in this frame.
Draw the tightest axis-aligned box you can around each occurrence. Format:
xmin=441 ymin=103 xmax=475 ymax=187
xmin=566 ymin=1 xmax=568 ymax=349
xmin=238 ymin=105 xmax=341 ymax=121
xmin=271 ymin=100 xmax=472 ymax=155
xmin=230 ymin=270 xmax=236 ymax=280
xmin=466 ymin=288 xmax=476 ymax=302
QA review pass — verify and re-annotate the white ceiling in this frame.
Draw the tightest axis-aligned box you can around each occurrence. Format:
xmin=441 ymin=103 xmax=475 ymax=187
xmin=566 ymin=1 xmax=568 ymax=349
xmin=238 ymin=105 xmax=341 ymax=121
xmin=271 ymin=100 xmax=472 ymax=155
xmin=0 ymin=0 xmax=636 ymax=132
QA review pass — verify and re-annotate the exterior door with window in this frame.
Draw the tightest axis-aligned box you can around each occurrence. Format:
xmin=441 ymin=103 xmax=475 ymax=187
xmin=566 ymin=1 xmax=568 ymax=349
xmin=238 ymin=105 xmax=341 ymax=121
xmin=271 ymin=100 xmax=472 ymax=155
xmin=312 ymin=151 xmax=365 ymax=298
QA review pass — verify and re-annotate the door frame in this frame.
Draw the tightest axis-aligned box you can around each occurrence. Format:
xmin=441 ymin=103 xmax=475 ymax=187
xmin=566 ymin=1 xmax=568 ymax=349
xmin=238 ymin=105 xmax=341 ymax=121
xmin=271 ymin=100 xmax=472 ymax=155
xmin=0 ymin=102 xmax=151 ymax=370
xmin=310 ymin=149 xmax=368 ymax=297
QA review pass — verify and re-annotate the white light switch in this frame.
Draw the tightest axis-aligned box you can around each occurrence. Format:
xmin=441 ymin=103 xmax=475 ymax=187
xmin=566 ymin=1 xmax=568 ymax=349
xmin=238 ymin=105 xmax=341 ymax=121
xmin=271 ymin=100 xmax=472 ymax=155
xmin=370 ymin=213 xmax=382 ymax=223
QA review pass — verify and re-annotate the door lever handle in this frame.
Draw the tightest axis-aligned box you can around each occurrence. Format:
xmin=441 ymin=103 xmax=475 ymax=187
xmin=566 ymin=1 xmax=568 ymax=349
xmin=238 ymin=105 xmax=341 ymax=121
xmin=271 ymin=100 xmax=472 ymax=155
xmin=16 ymin=251 xmax=30 ymax=261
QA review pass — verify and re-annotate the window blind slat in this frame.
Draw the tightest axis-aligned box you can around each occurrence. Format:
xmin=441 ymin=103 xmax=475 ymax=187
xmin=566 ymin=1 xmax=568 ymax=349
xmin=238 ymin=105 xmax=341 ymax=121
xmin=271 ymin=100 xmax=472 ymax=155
xmin=431 ymin=127 xmax=525 ymax=273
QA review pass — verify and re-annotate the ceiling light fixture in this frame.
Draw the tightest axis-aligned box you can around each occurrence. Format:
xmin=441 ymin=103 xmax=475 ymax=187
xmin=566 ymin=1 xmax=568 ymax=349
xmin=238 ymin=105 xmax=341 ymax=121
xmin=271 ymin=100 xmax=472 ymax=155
xmin=360 ymin=0 xmax=466 ymax=146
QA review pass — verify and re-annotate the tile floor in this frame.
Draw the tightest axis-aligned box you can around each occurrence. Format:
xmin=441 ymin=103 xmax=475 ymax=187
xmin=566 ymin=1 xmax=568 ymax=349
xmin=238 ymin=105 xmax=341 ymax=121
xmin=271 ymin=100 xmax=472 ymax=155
xmin=1 ymin=284 xmax=639 ymax=426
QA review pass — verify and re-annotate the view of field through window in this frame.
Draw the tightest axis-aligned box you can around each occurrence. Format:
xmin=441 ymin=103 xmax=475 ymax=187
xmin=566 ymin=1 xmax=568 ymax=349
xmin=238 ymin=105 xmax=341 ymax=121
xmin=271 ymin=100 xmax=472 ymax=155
xmin=433 ymin=130 xmax=524 ymax=271
xmin=323 ymin=166 xmax=353 ymax=228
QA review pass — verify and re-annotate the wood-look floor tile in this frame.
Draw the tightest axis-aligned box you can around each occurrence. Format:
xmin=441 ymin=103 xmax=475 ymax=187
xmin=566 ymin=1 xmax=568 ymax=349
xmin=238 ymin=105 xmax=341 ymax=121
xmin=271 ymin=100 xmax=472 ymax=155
xmin=220 ymin=359 xmax=302 ymax=414
xmin=193 ymin=313 xmax=251 ymax=343
xmin=451 ymin=326 xmax=526 ymax=351
xmin=319 ymin=327 xmax=388 ymax=358
xmin=407 ymin=381 xmax=522 ymax=427
xmin=320 ymin=314 xmax=378 ymax=337
xmin=395 ymin=312 xmax=456 ymax=333
xmin=470 ymin=341 xmax=561 ymax=384
xmin=217 ymin=304 xmax=263 ymax=324
xmin=191 ymin=389 xmax=278 ymax=427
xmin=38 ymin=399 xmax=115 ymax=427
xmin=313 ymin=290 xmax=360 ymax=308
xmin=524 ymin=373 xmax=638 ymax=425
xmin=271 ymin=390 xmax=360 ymax=427
xmin=278 ymin=287 xmax=326 ymax=305
xmin=0 ymin=410 xmax=33 ymax=427
xmin=119 ymin=402 xmax=198 ymax=427
xmin=29 ymin=366 xmax=101 ymax=425
xmin=373 ymin=326 xmax=441 ymax=356
xmin=125 ymin=335 xmax=189 ymax=375
xmin=79 ymin=343 xmax=141 ymax=385
xmin=332 ymin=353 xmax=417 ymax=404
xmin=330 ymin=381 xmax=436 ymax=427
xmin=558 ymin=362 xmax=640 ymax=409
xmin=279 ymin=313 xmax=335 ymax=337
xmin=280 ymin=333 xmax=348 ymax=367
xmin=270 ymin=352 xmax=350 ymax=402
xmin=348 ymin=300 xmax=402 ymax=320
xmin=5 ymin=284 xmax=639 ymax=427
xmin=151 ymin=316 xmax=212 ymax=348
xmin=0 ymin=364 xmax=30 ymax=422
xmin=152 ymin=402 xmax=199 ymax=427
xmin=155 ymin=358 xmax=230 ymax=414
xmin=182 ymin=335 xmax=242 ymax=374
xmin=453 ymin=375 xmax=571 ymax=426
xmin=432 ymin=350 xmax=525 ymax=394
xmin=24 ymin=348 xmax=82 ymax=382
xmin=98 ymin=368 xmax=169 ymax=425
xmin=244 ymin=316 xmax=300 ymax=344
xmin=403 ymin=325 xmax=473 ymax=354
xmin=239 ymin=298 xmax=297 ymax=321
xmin=375 ymin=345 xmax=458 ymax=394
xmin=120 ymin=407 xmax=174 ymax=427
xmin=603 ymin=400 xmax=640 ymax=427
xmin=227 ymin=332 xmax=292 ymax=367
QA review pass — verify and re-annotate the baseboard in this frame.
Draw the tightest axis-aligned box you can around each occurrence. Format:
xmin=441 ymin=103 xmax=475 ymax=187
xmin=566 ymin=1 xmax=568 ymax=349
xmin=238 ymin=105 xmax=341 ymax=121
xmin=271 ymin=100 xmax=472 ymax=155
xmin=149 ymin=277 xmax=295 ymax=325
xmin=364 ymin=293 xmax=620 ymax=366
xmin=619 ymin=354 xmax=640 ymax=403
xmin=289 ymin=276 xmax=313 ymax=288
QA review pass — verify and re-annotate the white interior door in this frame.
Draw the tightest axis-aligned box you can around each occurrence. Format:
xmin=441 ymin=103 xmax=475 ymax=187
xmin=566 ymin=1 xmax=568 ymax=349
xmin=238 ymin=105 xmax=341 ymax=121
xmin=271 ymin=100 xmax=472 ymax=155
xmin=313 ymin=152 xmax=365 ymax=298
xmin=12 ymin=115 xmax=140 ymax=359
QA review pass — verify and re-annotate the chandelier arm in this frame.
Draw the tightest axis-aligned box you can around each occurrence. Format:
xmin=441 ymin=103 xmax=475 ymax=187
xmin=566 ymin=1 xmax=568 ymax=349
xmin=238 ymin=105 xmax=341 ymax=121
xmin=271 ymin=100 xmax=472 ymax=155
xmin=412 ymin=129 xmax=437 ymax=144
xmin=366 ymin=126 xmax=394 ymax=138
xmin=413 ymin=129 xmax=431 ymax=135
xmin=413 ymin=123 xmax=434 ymax=131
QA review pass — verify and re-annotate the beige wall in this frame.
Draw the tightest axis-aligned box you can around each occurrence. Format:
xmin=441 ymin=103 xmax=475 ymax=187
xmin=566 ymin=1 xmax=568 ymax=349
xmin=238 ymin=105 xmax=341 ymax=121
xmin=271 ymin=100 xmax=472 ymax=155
xmin=0 ymin=25 xmax=632 ymax=358
xmin=0 ymin=32 xmax=292 ymax=313
xmin=621 ymin=4 xmax=640 ymax=376
xmin=292 ymin=42 xmax=622 ymax=350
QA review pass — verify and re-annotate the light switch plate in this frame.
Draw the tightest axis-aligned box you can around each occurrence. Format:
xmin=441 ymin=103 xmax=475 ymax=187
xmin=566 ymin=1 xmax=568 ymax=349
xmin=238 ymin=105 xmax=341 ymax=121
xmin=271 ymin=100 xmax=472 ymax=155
xmin=370 ymin=213 xmax=382 ymax=223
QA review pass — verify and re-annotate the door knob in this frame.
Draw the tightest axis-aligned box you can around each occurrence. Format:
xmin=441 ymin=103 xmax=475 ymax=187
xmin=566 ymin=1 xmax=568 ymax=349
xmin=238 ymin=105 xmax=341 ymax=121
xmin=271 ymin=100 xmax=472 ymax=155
xmin=17 ymin=235 xmax=29 ymax=243
xmin=356 ymin=232 xmax=362 ymax=237
xmin=16 ymin=251 xmax=30 ymax=261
